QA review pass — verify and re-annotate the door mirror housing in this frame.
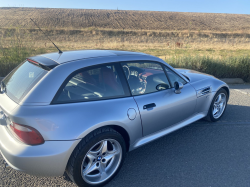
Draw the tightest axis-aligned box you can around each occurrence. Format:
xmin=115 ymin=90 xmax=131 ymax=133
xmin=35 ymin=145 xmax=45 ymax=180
xmin=174 ymin=82 xmax=183 ymax=94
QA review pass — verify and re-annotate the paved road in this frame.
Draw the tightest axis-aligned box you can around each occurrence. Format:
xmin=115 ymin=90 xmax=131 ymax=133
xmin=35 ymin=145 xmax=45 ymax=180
xmin=1 ymin=86 xmax=250 ymax=187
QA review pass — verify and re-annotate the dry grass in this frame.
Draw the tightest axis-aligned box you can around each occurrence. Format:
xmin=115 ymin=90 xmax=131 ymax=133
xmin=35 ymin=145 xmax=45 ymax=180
xmin=0 ymin=7 xmax=250 ymax=79
xmin=1 ymin=7 xmax=250 ymax=57
xmin=1 ymin=7 xmax=250 ymax=32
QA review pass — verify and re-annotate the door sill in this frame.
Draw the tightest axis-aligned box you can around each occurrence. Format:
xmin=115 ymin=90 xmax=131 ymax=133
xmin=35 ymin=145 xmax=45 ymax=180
xmin=131 ymin=112 xmax=206 ymax=151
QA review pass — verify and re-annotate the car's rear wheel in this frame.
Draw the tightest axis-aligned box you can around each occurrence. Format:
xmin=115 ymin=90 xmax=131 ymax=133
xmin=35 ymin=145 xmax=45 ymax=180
xmin=66 ymin=127 xmax=126 ymax=187
xmin=206 ymin=88 xmax=228 ymax=122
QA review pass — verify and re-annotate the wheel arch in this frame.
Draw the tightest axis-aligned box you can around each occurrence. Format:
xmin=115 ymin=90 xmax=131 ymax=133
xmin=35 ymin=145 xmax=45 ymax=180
xmin=221 ymin=86 xmax=230 ymax=100
xmin=65 ymin=126 xmax=129 ymax=185
xmin=108 ymin=125 xmax=130 ymax=152
xmin=72 ymin=124 xmax=131 ymax=159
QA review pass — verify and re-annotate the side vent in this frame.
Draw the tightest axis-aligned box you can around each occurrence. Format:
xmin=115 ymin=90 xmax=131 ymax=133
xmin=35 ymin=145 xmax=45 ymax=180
xmin=197 ymin=86 xmax=211 ymax=98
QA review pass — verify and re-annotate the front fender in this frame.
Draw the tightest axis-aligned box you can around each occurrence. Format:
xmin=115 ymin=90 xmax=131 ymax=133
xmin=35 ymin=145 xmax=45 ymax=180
xmin=189 ymin=77 xmax=229 ymax=114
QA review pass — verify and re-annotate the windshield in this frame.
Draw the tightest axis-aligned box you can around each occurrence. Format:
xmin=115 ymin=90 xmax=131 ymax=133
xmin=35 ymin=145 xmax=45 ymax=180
xmin=2 ymin=61 xmax=48 ymax=103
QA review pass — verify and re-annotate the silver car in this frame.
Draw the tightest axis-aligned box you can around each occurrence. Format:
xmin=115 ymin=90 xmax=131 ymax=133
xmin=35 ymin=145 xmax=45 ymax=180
xmin=0 ymin=50 xmax=229 ymax=187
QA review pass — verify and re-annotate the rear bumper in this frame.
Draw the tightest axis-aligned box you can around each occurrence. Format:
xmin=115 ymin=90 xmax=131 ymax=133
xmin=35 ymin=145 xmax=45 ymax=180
xmin=0 ymin=125 xmax=80 ymax=176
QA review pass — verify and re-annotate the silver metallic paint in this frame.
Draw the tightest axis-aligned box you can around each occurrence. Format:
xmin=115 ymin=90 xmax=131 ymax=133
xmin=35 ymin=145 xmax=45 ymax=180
xmin=0 ymin=124 xmax=80 ymax=176
xmin=133 ymin=84 xmax=197 ymax=136
xmin=12 ymin=97 xmax=142 ymax=142
xmin=0 ymin=50 xmax=229 ymax=177
xmin=133 ymin=112 xmax=206 ymax=149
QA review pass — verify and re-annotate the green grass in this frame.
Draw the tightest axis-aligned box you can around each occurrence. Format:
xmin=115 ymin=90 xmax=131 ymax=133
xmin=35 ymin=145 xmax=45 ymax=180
xmin=0 ymin=27 xmax=46 ymax=77
xmin=167 ymin=55 xmax=250 ymax=82
xmin=0 ymin=43 xmax=250 ymax=82
xmin=0 ymin=47 xmax=46 ymax=77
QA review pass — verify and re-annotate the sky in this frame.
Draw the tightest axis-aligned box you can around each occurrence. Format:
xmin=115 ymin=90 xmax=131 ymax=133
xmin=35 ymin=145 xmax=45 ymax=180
xmin=0 ymin=0 xmax=250 ymax=14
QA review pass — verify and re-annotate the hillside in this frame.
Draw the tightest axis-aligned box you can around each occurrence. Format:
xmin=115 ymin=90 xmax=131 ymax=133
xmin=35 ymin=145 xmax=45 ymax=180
xmin=1 ymin=8 xmax=250 ymax=80
xmin=1 ymin=7 xmax=250 ymax=32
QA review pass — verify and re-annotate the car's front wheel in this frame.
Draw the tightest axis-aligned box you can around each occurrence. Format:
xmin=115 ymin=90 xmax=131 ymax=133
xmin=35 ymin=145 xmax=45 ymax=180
xmin=206 ymin=88 xmax=228 ymax=122
xmin=66 ymin=127 xmax=126 ymax=187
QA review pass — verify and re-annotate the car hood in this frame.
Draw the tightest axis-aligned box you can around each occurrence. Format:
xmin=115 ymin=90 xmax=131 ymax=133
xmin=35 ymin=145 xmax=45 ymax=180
xmin=176 ymin=68 xmax=215 ymax=83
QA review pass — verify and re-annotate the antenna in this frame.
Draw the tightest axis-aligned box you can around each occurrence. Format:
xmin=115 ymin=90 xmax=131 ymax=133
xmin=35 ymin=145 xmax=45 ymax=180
xmin=30 ymin=18 xmax=63 ymax=54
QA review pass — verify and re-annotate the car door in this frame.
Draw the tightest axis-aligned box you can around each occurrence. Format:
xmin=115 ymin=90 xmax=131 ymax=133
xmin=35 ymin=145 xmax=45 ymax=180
xmin=50 ymin=63 xmax=143 ymax=144
xmin=121 ymin=61 xmax=197 ymax=136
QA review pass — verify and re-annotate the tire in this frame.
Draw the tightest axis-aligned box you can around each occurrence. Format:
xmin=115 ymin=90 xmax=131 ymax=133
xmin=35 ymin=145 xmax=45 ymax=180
xmin=66 ymin=127 xmax=126 ymax=187
xmin=205 ymin=88 xmax=228 ymax=122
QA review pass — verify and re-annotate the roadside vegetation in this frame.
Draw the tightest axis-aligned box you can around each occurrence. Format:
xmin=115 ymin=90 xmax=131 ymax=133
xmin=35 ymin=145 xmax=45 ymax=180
xmin=0 ymin=28 xmax=45 ymax=76
xmin=167 ymin=56 xmax=250 ymax=82
xmin=0 ymin=8 xmax=250 ymax=81
xmin=1 ymin=38 xmax=249 ymax=82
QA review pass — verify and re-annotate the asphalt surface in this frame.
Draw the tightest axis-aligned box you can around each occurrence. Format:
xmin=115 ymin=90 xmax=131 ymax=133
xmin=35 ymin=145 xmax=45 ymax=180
xmin=1 ymin=85 xmax=250 ymax=187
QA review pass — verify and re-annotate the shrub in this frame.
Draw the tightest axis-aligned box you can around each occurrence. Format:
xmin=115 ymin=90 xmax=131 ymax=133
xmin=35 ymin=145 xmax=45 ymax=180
xmin=0 ymin=28 xmax=45 ymax=77
xmin=167 ymin=56 xmax=250 ymax=82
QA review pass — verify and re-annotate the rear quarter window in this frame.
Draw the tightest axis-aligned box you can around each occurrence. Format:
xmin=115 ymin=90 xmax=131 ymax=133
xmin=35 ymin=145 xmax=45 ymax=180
xmin=53 ymin=63 xmax=130 ymax=104
xmin=3 ymin=61 xmax=48 ymax=103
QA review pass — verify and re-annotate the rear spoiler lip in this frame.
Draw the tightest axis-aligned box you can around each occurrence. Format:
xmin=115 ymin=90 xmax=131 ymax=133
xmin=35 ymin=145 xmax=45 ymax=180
xmin=27 ymin=56 xmax=59 ymax=70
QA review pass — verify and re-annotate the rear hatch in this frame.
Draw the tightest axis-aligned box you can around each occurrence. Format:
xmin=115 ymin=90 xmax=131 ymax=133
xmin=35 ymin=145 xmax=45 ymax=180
xmin=0 ymin=57 xmax=57 ymax=125
xmin=1 ymin=60 xmax=50 ymax=104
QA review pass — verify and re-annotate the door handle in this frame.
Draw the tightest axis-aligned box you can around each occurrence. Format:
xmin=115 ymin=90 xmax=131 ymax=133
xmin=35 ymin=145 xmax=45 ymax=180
xmin=143 ymin=103 xmax=156 ymax=109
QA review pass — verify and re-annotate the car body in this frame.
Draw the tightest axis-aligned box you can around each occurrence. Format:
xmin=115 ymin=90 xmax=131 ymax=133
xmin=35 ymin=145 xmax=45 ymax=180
xmin=0 ymin=50 xmax=229 ymax=185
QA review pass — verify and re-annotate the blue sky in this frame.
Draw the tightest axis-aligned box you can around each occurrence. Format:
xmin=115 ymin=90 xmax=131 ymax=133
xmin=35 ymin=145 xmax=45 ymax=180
xmin=0 ymin=0 xmax=250 ymax=14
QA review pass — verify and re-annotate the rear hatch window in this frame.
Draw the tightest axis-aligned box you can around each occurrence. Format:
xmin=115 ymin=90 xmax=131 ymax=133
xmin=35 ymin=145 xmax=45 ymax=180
xmin=2 ymin=60 xmax=48 ymax=103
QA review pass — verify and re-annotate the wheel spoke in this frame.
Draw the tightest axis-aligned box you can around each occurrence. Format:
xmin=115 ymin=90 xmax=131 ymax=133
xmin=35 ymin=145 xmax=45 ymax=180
xmin=101 ymin=140 xmax=108 ymax=154
xmin=105 ymin=149 xmax=119 ymax=163
xmin=221 ymin=97 xmax=226 ymax=104
xmin=219 ymin=102 xmax=224 ymax=109
xmin=86 ymin=152 xmax=96 ymax=163
xmin=213 ymin=107 xmax=218 ymax=115
xmin=215 ymin=94 xmax=222 ymax=104
xmin=84 ymin=162 xmax=99 ymax=176
xmin=94 ymin=140 xmax=108 ymax=155
xmin=100 ymin=162 xmax=106 ymax=173
xmin=100 ymin=170 xmax=108 ymax=180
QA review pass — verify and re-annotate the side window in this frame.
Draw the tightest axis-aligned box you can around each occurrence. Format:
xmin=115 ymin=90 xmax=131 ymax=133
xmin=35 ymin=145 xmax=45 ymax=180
xmin=164 ymin=66 xmax=187 ymax=86
xmin=55 ymin=64 xmax=127 ymax=103
xmin=121 ymin=61 xmax=171 ymax=96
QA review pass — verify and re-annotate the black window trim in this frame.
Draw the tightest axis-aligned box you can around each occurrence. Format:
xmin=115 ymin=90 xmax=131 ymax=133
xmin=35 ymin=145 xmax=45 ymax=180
xmin=51 ymin=62 xmax=131 ymax=105
xmin=163 ymin=65 xmax=187 ymax=87
xmin=118 ymin=63 xmax=132 ymax=96
xmin=51 ymin=60 xmax=187 ymax=104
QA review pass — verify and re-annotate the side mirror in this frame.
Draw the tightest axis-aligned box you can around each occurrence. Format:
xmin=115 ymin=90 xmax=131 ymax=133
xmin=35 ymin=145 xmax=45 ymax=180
xmin=174 ymin=82 xmax=183 ymax=94
xmin=156 ymin=83 xmax=170 ymax=91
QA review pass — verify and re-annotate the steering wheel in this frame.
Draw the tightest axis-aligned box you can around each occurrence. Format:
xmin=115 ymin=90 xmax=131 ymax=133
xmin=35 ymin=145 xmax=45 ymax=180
xmin=122 ymin=65 xmax=130 ymax=80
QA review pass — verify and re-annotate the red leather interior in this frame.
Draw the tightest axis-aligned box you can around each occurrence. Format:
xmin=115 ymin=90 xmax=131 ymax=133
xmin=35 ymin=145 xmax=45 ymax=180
xmin=99 ymin=67 xmax=120 ymax=91
xmin=80 ymin=71 xmax=97 ymax=85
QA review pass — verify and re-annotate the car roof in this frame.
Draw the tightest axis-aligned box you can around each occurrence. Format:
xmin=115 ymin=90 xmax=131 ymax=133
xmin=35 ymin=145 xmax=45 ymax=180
xmin=38 ymin=50 xmax=148 ymax=64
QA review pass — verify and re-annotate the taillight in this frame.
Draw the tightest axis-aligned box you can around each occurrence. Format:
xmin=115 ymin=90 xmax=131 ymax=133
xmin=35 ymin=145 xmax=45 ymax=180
xmin=9 ymin=122 xmax=44 ymax=145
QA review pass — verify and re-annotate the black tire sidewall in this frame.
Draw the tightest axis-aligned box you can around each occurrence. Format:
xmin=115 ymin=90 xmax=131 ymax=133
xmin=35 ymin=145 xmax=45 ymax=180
xmin=208 ymin=88 xmax=228 ymax=122
xmin=72 ymin=130 xmax=126 ymax=187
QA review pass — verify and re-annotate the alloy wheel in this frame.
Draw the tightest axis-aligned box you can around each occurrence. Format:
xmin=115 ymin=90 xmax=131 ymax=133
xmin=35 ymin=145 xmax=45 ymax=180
xmin=81 ymin=139 xmax=122 ymax=185
xmin=212 ymin=93 xmax=227 ymax=119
